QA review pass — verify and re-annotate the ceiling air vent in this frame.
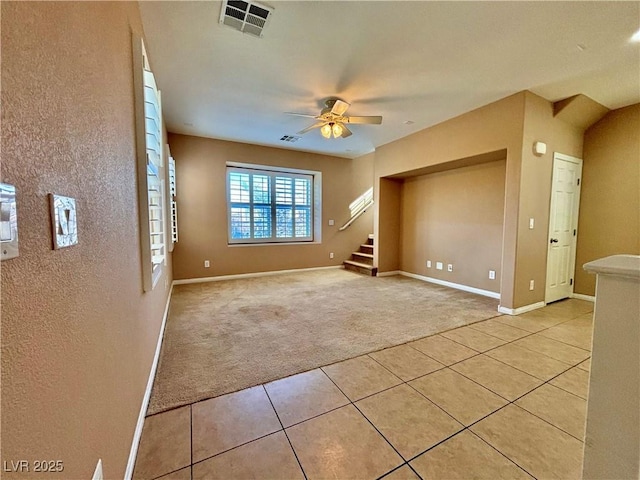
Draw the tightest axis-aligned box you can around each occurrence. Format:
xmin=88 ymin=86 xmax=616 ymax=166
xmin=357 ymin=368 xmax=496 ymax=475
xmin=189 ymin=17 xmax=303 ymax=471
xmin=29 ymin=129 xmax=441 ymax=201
xmin=280 ymin=135 xmax=300 ymax=143
xmin=220 ymin=0 xmax=273 ymax=38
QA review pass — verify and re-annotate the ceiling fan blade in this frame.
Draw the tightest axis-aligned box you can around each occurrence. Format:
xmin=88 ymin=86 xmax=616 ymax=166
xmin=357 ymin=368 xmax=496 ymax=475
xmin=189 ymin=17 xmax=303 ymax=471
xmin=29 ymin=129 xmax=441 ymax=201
xmin=331 ymin=100 xmax=350 ymax=116
xmin=285 ymin=112 xmax=320 ymax=119
xmin=297 ymin=121 xmax=326 ymax=135
xmin=340 ymin=123 xmax=353 ymax=138
xmin=345 ymin=115 xmax=383 ymax=125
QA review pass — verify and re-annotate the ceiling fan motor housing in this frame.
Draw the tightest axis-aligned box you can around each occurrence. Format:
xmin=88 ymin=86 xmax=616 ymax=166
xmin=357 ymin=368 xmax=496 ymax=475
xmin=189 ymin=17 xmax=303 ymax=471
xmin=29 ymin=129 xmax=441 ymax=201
xmin=289 ymin=97 xmax=382 ymax=138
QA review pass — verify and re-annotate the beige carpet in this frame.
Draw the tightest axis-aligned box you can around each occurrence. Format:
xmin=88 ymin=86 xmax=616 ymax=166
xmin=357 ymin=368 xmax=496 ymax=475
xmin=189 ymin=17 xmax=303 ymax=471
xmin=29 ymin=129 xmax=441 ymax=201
xmin=147 ymin=269 xmax=500 ymax=415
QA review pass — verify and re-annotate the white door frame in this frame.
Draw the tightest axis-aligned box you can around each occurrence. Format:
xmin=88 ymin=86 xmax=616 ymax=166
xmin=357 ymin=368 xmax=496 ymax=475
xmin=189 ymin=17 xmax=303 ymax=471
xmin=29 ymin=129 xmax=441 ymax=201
xmin=545 ymin=152 xmax=583 ymax=304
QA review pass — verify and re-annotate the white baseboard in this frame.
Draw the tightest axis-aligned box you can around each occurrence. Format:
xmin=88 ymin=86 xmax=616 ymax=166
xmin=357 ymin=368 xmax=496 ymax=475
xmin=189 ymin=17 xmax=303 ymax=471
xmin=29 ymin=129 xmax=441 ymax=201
xmin=571 ymin=293 xmax=595 ymax=302
xmin=377 ymin=270 xmax=400 ymax=277
xmin=173 ymin=265 xmax=341 ymax=285
xmin=398 ymin=271 xmax=500 ymax=299
xmin=498 ymin=301 xmax=545 ymax=315
xmin=125 ymin=284 xmax=173 ymax=480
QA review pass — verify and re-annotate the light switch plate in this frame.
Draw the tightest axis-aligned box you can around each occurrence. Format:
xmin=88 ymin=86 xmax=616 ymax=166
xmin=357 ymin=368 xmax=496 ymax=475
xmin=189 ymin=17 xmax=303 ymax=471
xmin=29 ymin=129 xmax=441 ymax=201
xmin=92 ymin=459 xmax=103 ymax=480
xmin=0 ymin=183 xmax=19 ymax=260
xmin=49 ymin=194 xmax=78 ymax=249
xmin=436 ymin=262 xmax=443 ymax=270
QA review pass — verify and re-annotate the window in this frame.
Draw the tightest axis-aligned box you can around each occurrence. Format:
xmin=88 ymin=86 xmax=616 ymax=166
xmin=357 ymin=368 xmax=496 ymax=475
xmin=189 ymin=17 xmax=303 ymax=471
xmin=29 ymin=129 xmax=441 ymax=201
xmin=133 ymin=35 xmax=167 ymax=292
xmin=227 ymin=166 xmax=315 ymax=243
xmin=168 ymin=153 xmax=178 ymax=246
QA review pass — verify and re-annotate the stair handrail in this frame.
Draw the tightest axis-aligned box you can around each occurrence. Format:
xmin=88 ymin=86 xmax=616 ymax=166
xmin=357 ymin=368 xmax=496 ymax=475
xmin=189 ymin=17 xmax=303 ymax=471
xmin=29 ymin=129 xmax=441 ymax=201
xmin=338 ymin=199 xmax=374 ymax=231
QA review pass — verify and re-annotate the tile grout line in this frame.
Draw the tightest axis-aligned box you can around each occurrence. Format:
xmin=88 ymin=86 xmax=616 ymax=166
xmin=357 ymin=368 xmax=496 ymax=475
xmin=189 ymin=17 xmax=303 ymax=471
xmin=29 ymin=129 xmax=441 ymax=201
xmin=405 ymin=462 xmax=424 ymax=480
xmin=261 ymin=385 xmax=309 ymax=480
xmin=400 ymin=374 xmax=581 ymax=478
xmin=368 ymin=342 xmax=448 ymax=372
xmin=442 ymin=316 xmax=592 ymax=384
xmin=322 ymin=314 xmax=587 ymax=428
xmin=375 ymin=462 xmax=424 ymax=480
xmin=189 ymin=429 xmax=286 ymax=469
xmin=466 ymin=429 xmax=538 ymax=479
xmin=145 ymin=304 xmax=593 ymax=479
xmin=365 ymin=352 xmax=451 ymax=389
xmin=319 ymin=355 xmax=503 ymax=478
xmin=513 ymin=401 xmax=587 ymax=443
xmin=145 ymin=304 xmax=593 ymax=419
xmin=148 ymin=310 xmax=502 ymax=419
xmin=143 ymin=308 xmax=591 ymax=421
xmin=452 ymin=362 xmax=589 ymax=444
xmin=318 ymin=367 xmax=409 ymax=477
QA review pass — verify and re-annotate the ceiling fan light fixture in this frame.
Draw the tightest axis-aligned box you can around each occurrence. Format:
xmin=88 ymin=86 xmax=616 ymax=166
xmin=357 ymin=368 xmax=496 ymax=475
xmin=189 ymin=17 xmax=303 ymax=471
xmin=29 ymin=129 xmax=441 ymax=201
xmin=288 ymin=99 xmax=382 ymax=139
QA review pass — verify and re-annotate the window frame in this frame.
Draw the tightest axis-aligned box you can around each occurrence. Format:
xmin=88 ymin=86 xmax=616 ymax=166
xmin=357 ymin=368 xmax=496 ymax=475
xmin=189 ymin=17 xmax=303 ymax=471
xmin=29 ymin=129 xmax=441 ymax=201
xmin=132 ymin=35 xmax=167 ymax=292
xmin=226 ymin=163 xmax=321 ymax=245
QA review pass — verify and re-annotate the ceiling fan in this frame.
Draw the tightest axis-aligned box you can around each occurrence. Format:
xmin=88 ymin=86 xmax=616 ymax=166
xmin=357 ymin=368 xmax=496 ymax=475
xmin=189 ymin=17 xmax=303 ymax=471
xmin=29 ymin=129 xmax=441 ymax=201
xmin=286 ymin=98 xmax=383 ymax=139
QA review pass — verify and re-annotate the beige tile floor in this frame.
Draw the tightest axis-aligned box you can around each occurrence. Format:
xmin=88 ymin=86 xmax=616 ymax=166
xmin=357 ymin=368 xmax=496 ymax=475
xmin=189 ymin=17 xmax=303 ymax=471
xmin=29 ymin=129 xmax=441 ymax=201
xmin=134 ymin=299 xmax=593 ymax=480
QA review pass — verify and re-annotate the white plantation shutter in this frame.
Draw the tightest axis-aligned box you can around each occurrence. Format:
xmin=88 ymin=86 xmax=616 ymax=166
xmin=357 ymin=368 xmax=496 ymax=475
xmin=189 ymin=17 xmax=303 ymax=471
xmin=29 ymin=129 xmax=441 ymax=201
xmin=168 ymin=156 xmax=178 ymax=244
xmin=133 ymin=35 xmax=167 ymax=292
xmin=227 ymin=166 xmax=313 ymax=243
xmin=143 ymin=69 xmax=165 ymax=271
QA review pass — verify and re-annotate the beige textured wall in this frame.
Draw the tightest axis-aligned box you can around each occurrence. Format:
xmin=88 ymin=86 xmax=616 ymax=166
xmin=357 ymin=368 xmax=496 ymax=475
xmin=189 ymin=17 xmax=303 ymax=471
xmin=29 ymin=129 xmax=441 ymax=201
xmin=400 ymin=160 xmax=506 ymax=292
xmin=375 ymin=178 xmax=402 ymax=273
xmin=1 ymin=3 xmax=172 ymax=479
xmin=517 ymin=91 xmax=583 ymax=306
xmin=374 ymin=91 xmax=586 ymax=309
xmin=374 ymin=92 xmax=525 ymax=308
xmin=168 ymin=134 xmax=374 ymax=279
xmin=575 ymin=104 xmax=640 ymax=295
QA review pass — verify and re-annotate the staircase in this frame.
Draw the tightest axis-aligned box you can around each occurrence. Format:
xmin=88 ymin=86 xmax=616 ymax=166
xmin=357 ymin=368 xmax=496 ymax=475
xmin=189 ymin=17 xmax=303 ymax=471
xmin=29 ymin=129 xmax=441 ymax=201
xmin=344 ymin=234 xmax=378 ymax=276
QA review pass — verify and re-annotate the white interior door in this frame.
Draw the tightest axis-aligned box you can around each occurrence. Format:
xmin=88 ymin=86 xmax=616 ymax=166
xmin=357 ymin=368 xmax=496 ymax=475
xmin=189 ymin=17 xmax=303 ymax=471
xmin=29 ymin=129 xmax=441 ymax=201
xmin=545 ymin=153 xmax=583 ymax=304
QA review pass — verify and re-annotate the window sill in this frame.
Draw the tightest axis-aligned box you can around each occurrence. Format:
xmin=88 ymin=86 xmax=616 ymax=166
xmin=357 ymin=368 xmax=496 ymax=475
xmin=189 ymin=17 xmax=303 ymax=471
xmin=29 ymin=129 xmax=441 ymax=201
xmin=228 ymin=241 xmax=320 ymax=247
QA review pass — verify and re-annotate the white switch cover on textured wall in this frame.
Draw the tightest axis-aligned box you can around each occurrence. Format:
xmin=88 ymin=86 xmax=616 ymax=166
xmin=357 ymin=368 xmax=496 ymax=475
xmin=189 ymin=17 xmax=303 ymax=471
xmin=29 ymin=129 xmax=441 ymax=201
xmin=92 ymin=459 xmax=103 ymax=480
xmin=328 ymin=219 xmax=335 ymax=226
xmin=529 ymin=218 xmax=535 ymax=229
xmin=204 ymin=260 xmax=210 ymax=268
xmin=447 ymin=264 xmax=453 ymax=272
xmin=426 ymin=260 xmax=432 ymax=268
xmin=436 ymin=262 xmax=443 ymax=270
xmin=489 ymin=270 xmax=496 ymax=280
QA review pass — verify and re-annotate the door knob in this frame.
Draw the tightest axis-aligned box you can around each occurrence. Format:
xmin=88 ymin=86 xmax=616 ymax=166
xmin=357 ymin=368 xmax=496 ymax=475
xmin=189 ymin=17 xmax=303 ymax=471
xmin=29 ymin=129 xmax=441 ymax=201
xmin=550 ymin=238 xmax=559 ymax=243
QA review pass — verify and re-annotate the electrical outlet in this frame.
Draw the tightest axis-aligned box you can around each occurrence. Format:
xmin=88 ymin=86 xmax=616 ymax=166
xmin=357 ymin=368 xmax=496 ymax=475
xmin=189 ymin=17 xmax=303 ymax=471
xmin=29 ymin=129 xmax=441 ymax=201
xmin=204 ymin=260 xmax=210 ymax=268
xmin=447 ymin=264 xmax=453 ymax=272
xmin=489 ymin=270 xmax=496 ymax=280
xmin=529 ymin=217 xmax=535 ymax=229
xmin=529 ymin=279 xmax=535 ymax=290
xmin=436 ymin=262 xmax=443 ymax=270
xmin=426 ymin=260 xmax=432 ymax=268
xmin=329 ymin=252 xmax=334 ymax=259
xmin=328 ymin=219 xmax=335 ymax=226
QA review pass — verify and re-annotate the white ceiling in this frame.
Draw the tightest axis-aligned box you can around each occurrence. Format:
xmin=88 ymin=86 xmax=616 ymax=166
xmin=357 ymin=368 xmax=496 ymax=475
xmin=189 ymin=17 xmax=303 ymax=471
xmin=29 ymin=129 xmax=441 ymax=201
xmin=139 ymin=1 xmax=640 ymax=159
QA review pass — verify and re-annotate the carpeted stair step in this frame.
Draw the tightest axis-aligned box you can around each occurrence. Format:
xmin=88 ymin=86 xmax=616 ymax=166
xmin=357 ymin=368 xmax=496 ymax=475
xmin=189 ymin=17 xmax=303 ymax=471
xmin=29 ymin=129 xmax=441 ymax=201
xmin=360 ymin=244 xmax=374 ymax=252
xmin=344 ymin=260 xmax=378 ymax=276
xmin=351 ymin=252 xmax=374 ymax=265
